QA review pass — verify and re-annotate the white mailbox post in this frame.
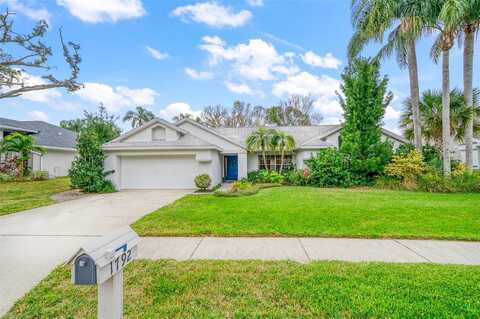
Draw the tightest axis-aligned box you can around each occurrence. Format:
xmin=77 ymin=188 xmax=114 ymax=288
xmin=69 ymin=226 xmax=139 ymax=319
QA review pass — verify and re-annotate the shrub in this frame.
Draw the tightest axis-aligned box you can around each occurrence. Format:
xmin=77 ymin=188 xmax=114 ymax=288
xmin=306 ymin=148 xmax=352 ymax=187
xmin=30 ymin=171 xmax=49 ymax=181
xmin=385 ymin=150 xmax=426 ymax=189
xmin=0 ymin=157 xmax=18 ymax=177
xmin=418 ymin=173 xmax=453 ymax=193
xmin=231 ymin=180 xmax=252 ymax=192
xmin=247 ymin=170 xmax=284 ymax=184
xmin=69 ymin=130 xmax=115 ymax=193
xmin=450 ymin=172 xmax=480 ymax=193
xmin=194 ymin=174 xmax=211 ymax=190
xmin=281 ymin=169 xmax=309 ymax=186
xmin=0 ymin=172 xmax=13 ymax=182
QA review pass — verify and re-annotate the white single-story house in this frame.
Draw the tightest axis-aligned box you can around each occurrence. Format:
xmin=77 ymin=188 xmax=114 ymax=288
xmin=103 ymin=118 xmax=408 ymax=190
xmin=453 ymin=139 xmax=480 ymax=170
xmin=0 ymin=117 xmax=77 ymax=177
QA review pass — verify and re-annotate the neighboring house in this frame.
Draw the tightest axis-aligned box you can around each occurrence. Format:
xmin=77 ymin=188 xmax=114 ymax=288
xmin=453 ymin=139 xmax=480 ymax=170
xmin=0 ymin=118 xmax=77 ymax=177
xmin=104 ymin=118 xmax=407 ymax=190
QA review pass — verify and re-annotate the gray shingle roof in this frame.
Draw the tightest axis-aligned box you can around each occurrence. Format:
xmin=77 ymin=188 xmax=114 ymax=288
xmin=212 ymin=125 xmax=341 ymax=148
xmin=0 ymin=118 xmax=77 ymax=149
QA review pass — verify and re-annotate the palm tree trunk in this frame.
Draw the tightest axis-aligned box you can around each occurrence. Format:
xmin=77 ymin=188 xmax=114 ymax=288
xmin=442 ymin=49 xmax=451 ymax=175
xmin=463 ymin=27 xmax=475 ymax=171
xmin=406 ymin=40 xmax=422 ymax=151
xmin=280 ymin=149 xmax=284 ymax=172
xmin=262 ymin=151 xmax=267 ymax=170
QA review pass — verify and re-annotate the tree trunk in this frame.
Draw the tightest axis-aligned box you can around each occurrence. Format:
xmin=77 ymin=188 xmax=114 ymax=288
xmin=463 ymin=27 xmax=475 ymax=171
xmin=280 ymin=149 xmax=284 ymax=172
xmin=442 ymin=49 xmax=451 ymax=176
xmin=406 ymin=40 xmax=422 ymax=151
xmin=262 ymin=151 xmax=267 ymax=170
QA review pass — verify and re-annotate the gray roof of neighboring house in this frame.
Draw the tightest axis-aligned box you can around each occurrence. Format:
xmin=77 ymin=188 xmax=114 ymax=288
xmin=0 ymin=117 xmax=77 ymax=149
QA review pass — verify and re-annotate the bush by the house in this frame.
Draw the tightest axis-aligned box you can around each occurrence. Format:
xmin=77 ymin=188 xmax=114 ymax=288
xmin=385 ymin=150 xmax=426 ymax=189
xmin=69 ymin=130 xmax=115 ymax=193
xmin=0 ymin=172 xmax=13 ymax=182
xmin=418 ymin=171 xmax=480 ymax=193
xmin=194 ymin=174 xmax=212 ymax=190
xmin=30 ymin=171 xmax=49 ymax=181
xmin=247 ymin=170 xmax=284 ymax=184
xmin=306 ymin=148 xmax=352 ymax=187
xmin=281 ymin=169 xmax=310 ymax=186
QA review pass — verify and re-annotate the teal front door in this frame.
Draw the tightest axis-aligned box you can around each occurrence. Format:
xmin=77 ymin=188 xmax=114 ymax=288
xmin=225 ymin=155 xmax=238 ymax=180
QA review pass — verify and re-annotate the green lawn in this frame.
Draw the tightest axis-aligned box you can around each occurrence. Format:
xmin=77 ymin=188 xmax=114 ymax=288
xmin=133 ymin=186 xmax=480 ymax=240
xmin=0 ymin=177 xmax=71 ymax=216
xmin=5 ymin=260 xmax=480 ymax=318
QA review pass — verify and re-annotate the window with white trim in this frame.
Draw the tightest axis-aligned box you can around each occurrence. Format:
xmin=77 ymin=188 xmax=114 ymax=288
xmin=258 ymin=154 xmax=293 ymax=171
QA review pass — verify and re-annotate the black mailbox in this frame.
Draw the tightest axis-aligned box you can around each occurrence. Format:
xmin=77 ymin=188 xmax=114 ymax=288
xmin=74 ymin=254 xmax=97 ymax=285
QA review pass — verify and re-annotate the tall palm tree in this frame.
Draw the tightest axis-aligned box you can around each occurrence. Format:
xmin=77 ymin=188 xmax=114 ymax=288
xmin=272 ymin=131 xmax=296 ymax=172
xmin=401 ymin=88 xmax=480 ymax=152
xmin=457 ymin=0 xmax=480 ymax=170
xmin=122 ymin=106 xmax=155 ymax=128
xmin=349 ymin=0 xmax=424 ymax=151
xmin=427 ymin=0 xmax=463 ymax=175
xmin=0 ymin=132 xmax=45 ymax=176
xmin=246 ymin=128 xmax=275 ymax=170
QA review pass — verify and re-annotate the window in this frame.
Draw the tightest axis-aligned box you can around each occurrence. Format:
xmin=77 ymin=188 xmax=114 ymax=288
xmin=152 ymin=127 xmax=166 ymax=141
xmin=258 ymin=154 xmax=293 ymax=171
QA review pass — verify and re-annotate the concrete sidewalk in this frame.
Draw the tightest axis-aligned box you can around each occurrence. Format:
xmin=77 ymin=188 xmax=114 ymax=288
xmin=139 ymin=237 xmax=480 ymax=265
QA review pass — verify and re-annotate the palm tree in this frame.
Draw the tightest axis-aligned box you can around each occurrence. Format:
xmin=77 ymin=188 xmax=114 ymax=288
xmin=0 ymin=132 xmax=45 ymax=176
xmin=122 ymin=106 xmax=155 ymax=128
xmin=427 ymin=0 xmax=463 ymax=175
xmin=457 ymin=0 xmax=480 ymax=170
xmin=272 ymin=131 xmax=296 ymax=172
xmin=246 ymin=128 xmax=276 ymax=170
xmin=349 ymin=0 xmax=424 ymax=151
xmin=400 ymin=88 xmax=480 ymax=152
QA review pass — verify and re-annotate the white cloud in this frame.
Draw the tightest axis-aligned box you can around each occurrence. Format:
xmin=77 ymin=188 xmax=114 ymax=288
xmin=384 ymin=105 xmax=401 ymax=121
xmin=16 ymin=74 xmax=62 ymax=103
xmin=225 ymin=82 xmax=253 ymax=95
xmin=273 ymin=71 xmax=340 ymax=98
xmin=302 ymin=51 xmax=342 ymax=69
xmin=185 ymin=68 xmax=213 ymax=80
xmin=247 ymin=0 xmax=263 ymax=6
xmin=200 ymin=36 xmax=292 ymax=81
xmin=75 ymin=82 xmax=159 ymax=111
xmin=159 ymin=102 xmax=201 ymax=120
xmin=171 ymin=1 xmax=252 ymax=28
xmin=0 ymin=0 xmax=51 ymax=23
xmin=273 ymin=71 xmax=343 ymax=123
xmin=27 ymin=110 xmax=49 ymax=122
xmin=145 ymin=46 xmax=169 ymax=60
xmin=56 ymin=0 xmax=146 ymax=23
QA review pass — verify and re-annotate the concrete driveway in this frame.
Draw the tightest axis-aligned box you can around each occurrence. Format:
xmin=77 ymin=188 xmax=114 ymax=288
xmin=0 ymin=190 xmax=188 ymax=316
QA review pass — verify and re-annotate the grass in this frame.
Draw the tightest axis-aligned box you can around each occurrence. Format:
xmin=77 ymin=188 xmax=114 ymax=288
xmin=0 ymin=177 xmax=71 ymax=216
xmin=133 ymin=186 xmax=480 ymax=240
xmin=4 ymin=260 xmax=480 ymax=318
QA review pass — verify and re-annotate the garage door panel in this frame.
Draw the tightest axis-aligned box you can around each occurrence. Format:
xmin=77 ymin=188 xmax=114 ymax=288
xmin=121 ymin=155 xmax=198 ymax=189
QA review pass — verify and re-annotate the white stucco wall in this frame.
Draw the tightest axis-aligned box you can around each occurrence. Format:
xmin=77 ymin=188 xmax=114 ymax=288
xmin=105 ymin=149 xmax=222 ymax=190
xmin=123 ymin=124 xmax=179 ymax=142
xmin=247 ymin=153 xmax=259 ymax=172
xmin=33 ymin=149 xmax=76 ymax=177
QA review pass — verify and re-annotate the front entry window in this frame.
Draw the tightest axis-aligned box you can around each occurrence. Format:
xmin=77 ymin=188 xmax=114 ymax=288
xmin=258 ymin=154 xmax=293 ymax=171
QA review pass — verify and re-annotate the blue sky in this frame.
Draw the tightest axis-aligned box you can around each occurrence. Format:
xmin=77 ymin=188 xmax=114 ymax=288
xmin=0 ymin=0 xmax=478 ymax=133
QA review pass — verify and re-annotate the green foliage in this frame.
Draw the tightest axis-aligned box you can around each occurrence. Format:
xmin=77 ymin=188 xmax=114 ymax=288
xmin=385 ymin=151 xmax=427 ymax=188
xmin=418 ymin=171 xmax=480 ymax=193
xmin=337 ymin=58 xmax=393 ymax=184
xmin=247 ymin=170 xmax=284 ymax=184
xmin=61 ymin=104 xmax=121 ymax=143
xmin=122 ymin=106 xmax=155 ymax=128
xmin=306 ymin=148 xmax=352 ymax=187
xmin=0 ymin=132 xmax=45 ymax=176
xmin=231 ymin=180 xmax=253 ymax=192
xmin=281 ymin=169 xmax=310 ymax=186
xmin=69 ymin=130 xmax=115 ymax=193
xmin=0 ymin=172 xmax=13 ymax=182
xmin=194 ymin=174 xmax=212 ymax=190
xmin=30 ymin=171 xmax=49 ymax=181
xmin=246 ymin=128 xmax=276 ymax=169
xmin=401 ymin=89 xmax=480 ymax=149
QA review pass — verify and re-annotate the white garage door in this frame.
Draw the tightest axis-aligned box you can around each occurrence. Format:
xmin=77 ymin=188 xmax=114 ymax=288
xmin=121 ymin=155 xmax=198 ymax=189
